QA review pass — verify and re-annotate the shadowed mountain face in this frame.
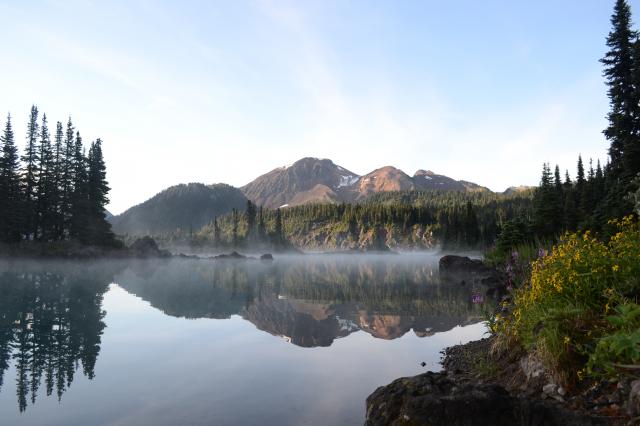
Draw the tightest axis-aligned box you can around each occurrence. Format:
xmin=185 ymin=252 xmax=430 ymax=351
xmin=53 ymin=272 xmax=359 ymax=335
xmin=115 ymin=256 xmax=487 ymax=347
xmin=241 ymin=157 xmax=490 ymax=208
xmin=110 ymin=183 xmax=247 ymax=235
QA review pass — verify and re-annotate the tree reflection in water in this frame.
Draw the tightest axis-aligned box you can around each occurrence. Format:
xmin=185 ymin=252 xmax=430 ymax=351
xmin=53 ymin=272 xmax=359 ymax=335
xmin=0 ymin=262 xmax=115 ymax=412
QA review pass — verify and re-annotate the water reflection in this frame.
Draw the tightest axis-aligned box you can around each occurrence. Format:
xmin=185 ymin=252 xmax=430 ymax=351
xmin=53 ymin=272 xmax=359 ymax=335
xmin=116 ymin=256 xmax=486 ymax=347
xmin=0 ymin=262 xmax=118 ymax=412
xmin=0 ymin=255 xmax=488 ymax=414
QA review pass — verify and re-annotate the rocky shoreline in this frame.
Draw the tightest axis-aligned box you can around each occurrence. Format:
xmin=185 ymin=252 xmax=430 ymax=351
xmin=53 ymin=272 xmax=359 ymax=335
xmin=365 ymin=256 xmax=637 ymax=426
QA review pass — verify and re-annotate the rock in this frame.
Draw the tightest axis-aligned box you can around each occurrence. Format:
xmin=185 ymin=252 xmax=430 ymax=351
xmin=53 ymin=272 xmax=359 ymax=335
xmin=543 ymin=383 xmax=558 ymax=396
xmin=629 ymin=379 xmax=640 ymax=417
xmin=129 ymin=236 xmax=171 ymax=258
xmin=214 ymin=251 xmax=248 ymax=260
xmin=439 ymin=255 xmax=505 ymax=290
xmin=365 ymin=372 xmax=614 ymax=426
xmin=260 ymin=253 xmax=274 ymax=261
xmin=365 ymin=372 xmax=612 ymax=426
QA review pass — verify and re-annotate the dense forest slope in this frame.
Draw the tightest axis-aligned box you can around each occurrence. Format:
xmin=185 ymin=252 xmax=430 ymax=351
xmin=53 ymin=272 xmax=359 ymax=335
xmin=110 ymin=183 xmax=247 ymax=235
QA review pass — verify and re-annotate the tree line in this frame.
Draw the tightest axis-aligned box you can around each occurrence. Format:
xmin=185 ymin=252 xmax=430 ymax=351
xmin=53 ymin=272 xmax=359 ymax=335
xmin=503 ymin=0 xmax=640 ymax=251
xmin=0 ymin=106 xmax=117 ymax=247
xmin=153 ymin=191 xmax=532 ymax=250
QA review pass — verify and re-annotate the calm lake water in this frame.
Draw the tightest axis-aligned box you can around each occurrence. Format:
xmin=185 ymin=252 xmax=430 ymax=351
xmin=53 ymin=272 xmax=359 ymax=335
xmin=0 ymin=253 xmax=487 ymax=425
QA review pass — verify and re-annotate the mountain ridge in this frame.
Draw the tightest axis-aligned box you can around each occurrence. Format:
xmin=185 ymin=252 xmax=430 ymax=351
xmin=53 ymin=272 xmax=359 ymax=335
xmin=241 ymin=157 xmax=491 ymax=208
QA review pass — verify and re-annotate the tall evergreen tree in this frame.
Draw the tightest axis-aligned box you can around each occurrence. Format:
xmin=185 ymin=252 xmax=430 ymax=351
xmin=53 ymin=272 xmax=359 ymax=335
xmin=601 ymin=0 xmax=638 ymax=218
xmin=69 ymin=132 xmax=89 ymax=240
xmin=602 ymin=0 xmax=636 ymax=172
xmin=60 ymin=118 xmax=76 ymax=236
xmin=52 ymin=121 xmax=65 ymax=238
xmin=273 ymin=208 xmax=283 ymax=247
xmin=533 ymin=163 xmax=559 ymax=238
xmin=245 ymin=200 xmax=256 ymax=242
xmin=0 ymin=114 xmax=22 ymax=242
xmin=35 ymin=114 xmax=55 ymax=240
xmin=257 ymin=207 xmax=266 ymax=241
xmin=21 ymin=105 xmax=40 ymax=239
xmin=86 ymin=139 xmax=115 ymax=245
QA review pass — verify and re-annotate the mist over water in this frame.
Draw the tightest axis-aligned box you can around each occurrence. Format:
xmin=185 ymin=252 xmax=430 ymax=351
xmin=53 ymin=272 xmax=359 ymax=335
xmin=0 ymin=253 xmax=488 ymax=425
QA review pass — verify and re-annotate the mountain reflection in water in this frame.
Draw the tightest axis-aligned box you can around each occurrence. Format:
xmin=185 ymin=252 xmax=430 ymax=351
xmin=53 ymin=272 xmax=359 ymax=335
xmin=0 ymin=254 xmax=488 ymax=417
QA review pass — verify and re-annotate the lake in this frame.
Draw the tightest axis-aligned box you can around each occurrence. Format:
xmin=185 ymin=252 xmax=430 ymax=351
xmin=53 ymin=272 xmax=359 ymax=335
xmin=0 ymin=253 xmax=488 ymax=425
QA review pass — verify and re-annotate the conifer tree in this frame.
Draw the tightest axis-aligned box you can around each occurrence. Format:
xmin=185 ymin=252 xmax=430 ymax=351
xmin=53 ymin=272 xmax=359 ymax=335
xmin=273 ymin=208 xmax=283 ymax=247
xmin=602 ymin=0 xmax=636 ymax=172
xmin=601 ymin=0 xmax=638 ymax=218
xmin=213 ymin=217 xmax=221 ymax=246
xmin=533 ymin=163 xmax=558 ymax=238
xmin=245 ymin=200 xmax=256 ymax=241
xmin=21 ymin=105 xmax=40 ymax=239
xmin=257 ymin=207 xmax=266 ymax=241
xmin=0 ymin=114 xmax=22 ymax=242
xmin=86 ymin=139 xmax=115 ymax=245
xmin=52 ymin=121 xmax=65 ymax=238
xmin=231 ymin=209 xmax=239 ymax=247
xmin=60 ymin=118 xmax=76 ymax=235
xmin=69 ymin=132 xmax=89 ymax=240
xmin=35 ymin=114 xmax=55 ymax=240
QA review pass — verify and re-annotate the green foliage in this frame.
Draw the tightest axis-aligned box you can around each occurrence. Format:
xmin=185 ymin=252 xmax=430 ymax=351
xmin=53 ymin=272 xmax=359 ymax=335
xmin=587 ymin=303 xmax=640 ymax=379
xmin=495 ymin=217 xmax=640 ymax=384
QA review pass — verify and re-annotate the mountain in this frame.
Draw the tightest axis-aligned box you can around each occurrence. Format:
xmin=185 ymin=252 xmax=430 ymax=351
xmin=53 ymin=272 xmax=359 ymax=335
xmin=241 ymin=157 xmax=490 ymax=208
xmin=503 ymin=185 xmax=535 ymax=195
xmin=240 ymin=157 xmax=359 ymax=208
xmin=110 ymin=183 xmax=247 ymax=235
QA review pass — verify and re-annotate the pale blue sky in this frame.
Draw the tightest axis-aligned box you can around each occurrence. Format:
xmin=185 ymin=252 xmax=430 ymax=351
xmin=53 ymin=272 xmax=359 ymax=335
xmin=0 ymin=0 xmax=632 ymax=213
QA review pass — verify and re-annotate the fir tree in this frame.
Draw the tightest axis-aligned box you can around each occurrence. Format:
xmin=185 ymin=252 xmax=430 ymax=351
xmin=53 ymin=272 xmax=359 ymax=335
xmin=245 ymin=200 xmax=256 ymax=242
xmin=533 ymin=163 xmax=559 ymax=238
xmin=86 ymin=139 xmax=115 ymax=245
xmin=601 ymin=0 xmax=638 ymax=218
xmin=60 ymin=118 xmax=76 ymax=236
xmin=602 ymin=0 xmax=636 ymax=172
xmin=257 ymin=207 xmax=266 ymax=241
xmin=21 ymin=105 xmax=40 ymax=239
xmin=69 ymin=132 xmax=89 ymax=240
xmin=0 ymin=114 xmax=22 ymax=242
xmin=273 ymin=208 xmax=283 ymax=247
xmin=35 ymin=114 xmax=55 ymax=240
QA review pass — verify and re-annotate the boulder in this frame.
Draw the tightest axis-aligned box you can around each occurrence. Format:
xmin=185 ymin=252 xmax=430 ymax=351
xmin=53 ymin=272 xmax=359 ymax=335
xmin=366 ymin=372 xmax=615 ymax=426
xmin=439 ymin=255 xmax=505 ymax=291
xmin=260 ymin=253 xmax=274 ymax=261
xmin=129 ymin=237 xmax=171 ymax=258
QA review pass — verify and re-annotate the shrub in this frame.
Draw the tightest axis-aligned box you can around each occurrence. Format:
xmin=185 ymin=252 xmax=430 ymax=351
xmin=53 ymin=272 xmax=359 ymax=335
xmin=496 ymin=216 xmax=640 ymax=383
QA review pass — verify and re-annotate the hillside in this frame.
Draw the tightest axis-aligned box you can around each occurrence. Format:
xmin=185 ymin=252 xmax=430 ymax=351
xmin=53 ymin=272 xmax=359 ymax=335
xmin=110 ymin=183 xmax=247 ymax=235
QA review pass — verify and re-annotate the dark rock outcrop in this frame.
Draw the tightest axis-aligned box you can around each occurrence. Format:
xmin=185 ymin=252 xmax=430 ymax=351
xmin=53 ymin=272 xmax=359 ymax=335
xmin=129 ymin=236 xmax=171 ymax=258
xmin=260 ymin=253 xmax=274 ymax=261
xmin=365 ymin=372 xmax=615 ymax=426
xmin=213 ymin=251 xmax=249 ymax=260
xmin=439 ymin=255 xmax=505 ymax=291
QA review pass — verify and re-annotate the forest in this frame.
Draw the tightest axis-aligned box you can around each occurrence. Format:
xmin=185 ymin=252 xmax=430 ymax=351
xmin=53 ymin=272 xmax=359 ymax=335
xmin=0 ymin=106 xmax=117 ymax=248
xmin=148 ymin=190 xmax=534 ymax=251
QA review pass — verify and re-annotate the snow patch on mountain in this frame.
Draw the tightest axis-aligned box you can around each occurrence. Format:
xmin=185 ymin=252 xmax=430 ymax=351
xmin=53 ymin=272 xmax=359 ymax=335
xmin=337 ymin=175 xmax=359 ymax=188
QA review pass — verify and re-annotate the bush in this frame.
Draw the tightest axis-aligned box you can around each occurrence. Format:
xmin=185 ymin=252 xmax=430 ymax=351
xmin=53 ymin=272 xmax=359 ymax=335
xmin=496 ymin=216 xmax=640 ymax=383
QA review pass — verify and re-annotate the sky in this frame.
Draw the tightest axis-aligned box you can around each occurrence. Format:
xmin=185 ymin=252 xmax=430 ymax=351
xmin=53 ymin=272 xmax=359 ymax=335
xmin=0 ymin=0 xmax=635 ymax=214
